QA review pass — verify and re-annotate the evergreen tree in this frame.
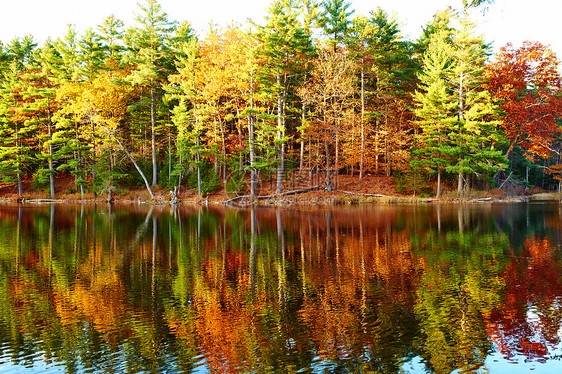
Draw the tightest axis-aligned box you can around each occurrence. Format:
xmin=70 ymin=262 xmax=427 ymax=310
xmin=318 ymin=0 xmax=354 ymax=51
xmin=445 ymin=13 xmax=506 ymax=194
xmin=413 ymin=12 xmax=506 ymax=197
xmin=257 ymin=0 xmax=313 ymax=193
xmin=167 ymin=38 xmax=203 ymax=197
xmin=412 ymin=29 xmax=457 ymax=198
xmin=415 ymin=7 xmax=455 ymax=57
xmin=78 ymin=28 xmax=105 ymax=82
xmin=4 ymin=35 xmax=36 ymax=69
xmin=369 ymin=9 xmax=418 ymax=177
xmin=0 ymin=62 xmax=23 ymax=193
xmin=0 ymin=37 xmax=37 ymax=195
xmin=23 ymin=42 xmax=60 ymax=198
xmin=124 ymin=0 xmax=176 ymax=188
xmin=52 ymin=26 xmax=91 ymax=196
xmin=98 ymin=15 xmax=125 ymax=64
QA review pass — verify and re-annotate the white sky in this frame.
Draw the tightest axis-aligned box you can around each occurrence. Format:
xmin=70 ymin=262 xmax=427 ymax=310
xmin=0 ymin=0 xmax=560 ymax=64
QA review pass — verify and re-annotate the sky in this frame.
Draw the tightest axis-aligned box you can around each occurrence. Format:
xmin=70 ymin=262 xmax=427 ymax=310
xmin=0 ymin=0 xmax=560 ymax=63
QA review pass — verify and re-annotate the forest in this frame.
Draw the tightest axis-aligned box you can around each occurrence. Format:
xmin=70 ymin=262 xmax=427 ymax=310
xmin=0 ymin=0 xmax=561 ymax=200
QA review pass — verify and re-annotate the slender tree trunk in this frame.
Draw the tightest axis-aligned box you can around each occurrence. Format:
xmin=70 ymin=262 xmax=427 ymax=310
xmin=335 ymin=128 xmax=339 ymax=190
xmin=249 ymin=72 xmax=256 ymax=200
xmin=15 ymin=122 xmax=22 ymax=196
xmin=47 ymin=107 xmax=55 ymax=198
xmin=194 ymin=105 xmax=203 ymax=199
xmin=99 ymin=124 xmax=154 ymax=199
xmin=194 ymin=100 xmax=202 ymax=199
xmin=375 ymin=116 xmax=380 ymax=175
xmin=168 ymin=128 xmax=172 ymax=184
xmin=197 ymin=132 xmax=202 ymax=199
xmin=375 ymin=75 xmax=380 ymax=175
xmin=385 ymin=114 xmax=391 ymax=177
xmin=459 ymin=72 xmax=464 ymax=121
xmin=458 ymin=73 xmax=465 ymax=197
xmin=218 ymin=113 xmax=227 ymax=185
xmin=276 ymin=73 xmax=285 ymax=194
xmin=325 ymin=141 xmax=332 ymax=192
xmin=91 ymin=118 xmax=97 ymax=199
xmin=505 ymin=135 xmax=519 ymax=158
xmin=360 ymin=55 xmax=365 ymax=180
xmin=109 ymin=148 xmax=114 ymax=194
xmin=74 ymin=121 xmax=84 ymax=198
xmin=300 ymin=100 xmax=306 ymax=172
xmin=236 ymin=107 xmax=243 ymax=171
xmin=150 ymin=81 xmax=158 ymax=187
xmin=177 ymin=151 xmax=183 ymax=191
xmin=213 ymin=118 xmax=218 ymax=176
xmin=436 ymin=169 xmax=441 ymax=199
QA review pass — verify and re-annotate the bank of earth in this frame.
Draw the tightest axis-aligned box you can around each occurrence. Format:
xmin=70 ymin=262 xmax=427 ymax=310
xmin=0 ymin=174 xmax=553 ymax=205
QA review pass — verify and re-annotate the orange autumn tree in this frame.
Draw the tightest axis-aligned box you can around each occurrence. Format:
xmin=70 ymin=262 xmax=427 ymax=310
xmin=484 ymin=42 xmax=562 ymax=160
xmin=197 ymin=27 xmax=248 ymax=184
xmin=298 ymin=46 xmax=356 ymax=190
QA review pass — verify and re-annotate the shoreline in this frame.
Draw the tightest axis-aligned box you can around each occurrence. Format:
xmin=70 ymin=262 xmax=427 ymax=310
xmin=0 ymin=189 xmax=552 ymax=206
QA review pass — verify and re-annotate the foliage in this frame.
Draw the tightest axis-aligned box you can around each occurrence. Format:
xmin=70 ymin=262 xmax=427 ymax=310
xmin=484 ymin=41 xmax=562 ymax=160
xmin=0 ymin=0 xmax=560 ymax=199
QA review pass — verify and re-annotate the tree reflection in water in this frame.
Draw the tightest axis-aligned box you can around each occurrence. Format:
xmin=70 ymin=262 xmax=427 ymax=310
xmin=0 ymin=203 xmax=561 ymax=373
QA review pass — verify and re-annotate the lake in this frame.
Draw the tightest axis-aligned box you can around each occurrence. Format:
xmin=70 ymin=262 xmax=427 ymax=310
xmin=0 ymin=202 xmax=562 ymax=373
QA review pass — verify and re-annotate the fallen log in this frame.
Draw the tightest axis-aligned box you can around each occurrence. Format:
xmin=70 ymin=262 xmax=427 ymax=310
xmin=256 ymin=185 xmax=322 ymax=199
xmin=223 ymin=185 xmax=322 ymax=205
xmin=223 ymin=195 xmax=248 ymax=205
xmin=470 ymin=197 xmax=492 ymax=202
xmin=339 ymin=190 xmax=387 ymax=197
xmin=25 ymin=199 xmax=66 ymax=203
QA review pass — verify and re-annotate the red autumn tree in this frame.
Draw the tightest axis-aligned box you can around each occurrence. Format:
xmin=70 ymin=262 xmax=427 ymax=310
xmin=484 ymin=41 xmax=562 ymax=160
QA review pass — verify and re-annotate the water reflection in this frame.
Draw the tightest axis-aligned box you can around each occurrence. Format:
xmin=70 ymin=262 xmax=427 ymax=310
xmin=0 ymin=203 xmax=561 ymax=373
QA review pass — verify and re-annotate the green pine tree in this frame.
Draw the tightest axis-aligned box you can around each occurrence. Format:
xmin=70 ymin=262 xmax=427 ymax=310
xmin=445 ymin=13 xmax=506 ymax=194
xmin=412 ymin=29 xmax=458 ymax=198
xmin=318 ymin=0 xmax=354 ymax=51
xmin=257 ymin=0 xmax=313 ymax=193
xmin=124 ymin=0 xmax=176 ymax=188
xmin=413 ymin=12 xmax=506 ymax=198
xmin=23 ymin=42 xmax=61 ymax=198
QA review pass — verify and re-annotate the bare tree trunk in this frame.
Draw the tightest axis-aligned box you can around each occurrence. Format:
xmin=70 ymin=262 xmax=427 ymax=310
xmin=194 ymin=101 xmax=202 ymax=199
xmin=213 ymin=117 xmax=218 ymax=176
xmin=436 ymin=169 xmax=441 ymax=199
xmin=385 ymin=115 xmax=391 ymax=177
xmin=99 ymin=124 xmax=155 ymax=199
xmin=74 ymin=121 xmax=84 ymax=198
xmin=47 ymin=107 xmax=55 ymax=198
xmin=91 ymin=118 xmax=96 ymax=199
xmin=168 ymin=128 xmax=172 ymax=184
xmin=375 ymin=116 xmax=380 ymax=175
xmin=335 ymin=128 xmax=339 ymax=190
xmin=220 ymin=116 xmax=227 ymax=185
xmin=276 ymin=73 xmax=285 ymax=194
xmin=150 ymin=82 xmax=158 ymax=187
xmin=249 ymin=72 xmax=257 ymax=200
xmin=300 ymin=100 xmax=306 ymax=172
xmin=360 ymin=56 xmax=365 ymax=180
xmin=15 ymin=122 xmax=22 ymax=196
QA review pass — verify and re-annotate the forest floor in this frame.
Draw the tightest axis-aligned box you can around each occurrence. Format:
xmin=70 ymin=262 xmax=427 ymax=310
xmin=0 ymin=173 xmax=554 ymax=205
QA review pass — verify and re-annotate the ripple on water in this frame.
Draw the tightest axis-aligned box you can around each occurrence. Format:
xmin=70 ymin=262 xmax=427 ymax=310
xmin=0 ymin=349 xmax=66 ymax=374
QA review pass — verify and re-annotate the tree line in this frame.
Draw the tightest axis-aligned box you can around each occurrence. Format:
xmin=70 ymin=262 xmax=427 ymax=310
xmin=0 ymin=0 xmax=560 ymax=199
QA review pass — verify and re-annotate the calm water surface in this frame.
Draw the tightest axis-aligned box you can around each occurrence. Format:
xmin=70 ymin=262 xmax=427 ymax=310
xmin=1 ymin=202 xmax=562 ymax=373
